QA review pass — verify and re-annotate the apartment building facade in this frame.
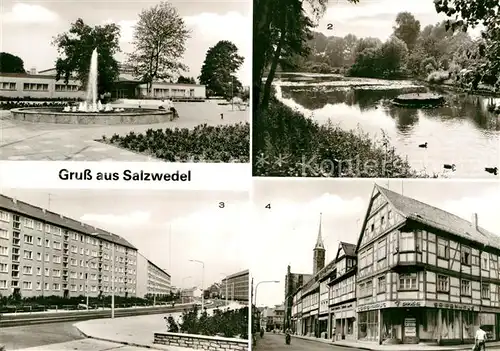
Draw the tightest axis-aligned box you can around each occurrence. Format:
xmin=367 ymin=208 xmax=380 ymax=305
xmin=0 ymin=195 xmax=170 ymax=300
xmin=222 ymin=269 xmax=249 ymax=302
xmin=356 ymin=184 xmax=500 ymax=345
xmin=136 ymin=254 xmax=171 ymax=298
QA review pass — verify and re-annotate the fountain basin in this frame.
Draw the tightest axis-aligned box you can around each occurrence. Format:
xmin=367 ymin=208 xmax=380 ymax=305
xmin=9 ymin=107 xmax=173 ymax=125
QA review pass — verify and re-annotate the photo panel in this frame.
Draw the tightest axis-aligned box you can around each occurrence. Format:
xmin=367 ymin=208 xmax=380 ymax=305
xmin=252 ymin=0 xmax=499 ymax=179
xmin=250 ymin=178 xmax=500 ymax=350
xmin=0 ymin=188 xmax=251 ymax=351
xmin=1 ymin=0 xmax=250 ymax=164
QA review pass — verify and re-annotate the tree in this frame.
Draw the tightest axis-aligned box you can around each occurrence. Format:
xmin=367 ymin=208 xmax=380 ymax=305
xmin=435 ymin=0 xmax=500 ymax=89
xmin=127 ymin=1 xmax=190 ymax=96
xmin=177 ymin=76 xmax=196 ymax=84
xmin=52 ymin=19 xmax=121 ymax=94
xmin=393 ymin=12 xmax=421 ymax=51
xmin=199 ymin=40 xmax=244 ymax=98
xmin=0 ymin=52 xmax=25 ymax=73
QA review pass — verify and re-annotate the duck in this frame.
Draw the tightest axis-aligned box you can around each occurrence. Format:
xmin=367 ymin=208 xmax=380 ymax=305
xmin=443 ymin=164 xmax=456 ymax=171
xmin=485 ymin=167 xmax=498 ymax=175
xmin=418 ymin=142 xmax=428 ymax=148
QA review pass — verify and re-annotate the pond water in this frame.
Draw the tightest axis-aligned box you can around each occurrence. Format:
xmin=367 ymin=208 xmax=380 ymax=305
xmin=275 ymin=73 xmax=500 ymax=178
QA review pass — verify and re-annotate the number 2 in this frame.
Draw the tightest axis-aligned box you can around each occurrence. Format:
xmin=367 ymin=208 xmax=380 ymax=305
xmin=327 ymin=23 xmax=333 ymax=30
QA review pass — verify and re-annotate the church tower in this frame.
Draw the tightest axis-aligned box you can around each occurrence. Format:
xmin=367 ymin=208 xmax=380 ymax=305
xmin=313 ymin=213 xmax=326 ymax=275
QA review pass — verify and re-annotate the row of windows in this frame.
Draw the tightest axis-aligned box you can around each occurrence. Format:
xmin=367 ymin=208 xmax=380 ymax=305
xmin=0 ymin=82 xmax=80 ymax=92
xmin=0 ymin=280 xmax=136 ymax=293
xmin=0 ymin=211 xmax=137 ymax=256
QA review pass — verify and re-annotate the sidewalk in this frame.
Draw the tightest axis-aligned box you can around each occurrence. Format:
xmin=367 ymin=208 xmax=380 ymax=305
xmin=291 ymin=334 xmax=500 ymax=350
xmin=74 ymin=302 xmax=244 ymax=351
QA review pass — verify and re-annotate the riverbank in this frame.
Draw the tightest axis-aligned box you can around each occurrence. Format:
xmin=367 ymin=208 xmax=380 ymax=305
xmin=253 ymin=100 xmax=436 ymax=178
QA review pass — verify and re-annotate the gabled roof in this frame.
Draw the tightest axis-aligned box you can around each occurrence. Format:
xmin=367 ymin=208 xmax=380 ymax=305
xmin=357 ymin=184 xmax=500 ymax=251
xmin=0 ymin=194 xmax=136 ymax=249
xmin=337 ymin=242 xmax=356 ymax=259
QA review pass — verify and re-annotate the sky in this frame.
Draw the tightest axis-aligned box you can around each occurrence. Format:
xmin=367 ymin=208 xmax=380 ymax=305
xmin=0 ymin=188 xmax=251 ymax=290
xmin=0 ymin=0 xmax=251 ymax=85
xmin=251 ymin=179 xmax=500 ymax=308
xmin=312 ymin=0 xmax=482 ymax=40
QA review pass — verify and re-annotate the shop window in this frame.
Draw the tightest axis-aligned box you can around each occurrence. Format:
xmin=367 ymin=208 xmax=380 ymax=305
xmin=437 ymin=238 xmax=449 ymax=259
xmin=461 ymin=279 xmax=471 ymax=296
xmin=441 ymin=310 xmax=461 ymax=340
xmin=461 ymin=246 xmax=471 ymax=265
xmin=481 ymin=283 xmax=490 ymax=299
xmin=462 ymin=311 xmax=479 ymax=339
xmin=398 ymin=273 xmax=417 ymax=290
xmin=358 ymin=311 xmax=378 ymax=341
xmin=437 ymin=275 xmax=449 ymax=293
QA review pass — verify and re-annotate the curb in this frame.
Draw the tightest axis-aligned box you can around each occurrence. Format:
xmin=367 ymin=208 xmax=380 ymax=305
xmin=74 ymin=324 xmax=163 ymax=350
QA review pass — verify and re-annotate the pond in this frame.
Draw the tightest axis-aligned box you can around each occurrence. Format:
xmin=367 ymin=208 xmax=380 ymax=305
xmin=275 ymin=73 xmax=500 ymax=178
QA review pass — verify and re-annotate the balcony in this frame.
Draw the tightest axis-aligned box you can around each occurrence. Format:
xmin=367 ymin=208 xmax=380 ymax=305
xmin=12 ymin=239 xmax=20 ymax=247
xmin=12 ymin=254 xmax=20 ymax=262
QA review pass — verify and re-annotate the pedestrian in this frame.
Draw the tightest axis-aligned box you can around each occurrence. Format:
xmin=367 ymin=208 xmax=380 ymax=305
xmin=475 ymin=326 xmax=487 ymax=350
xmin=220 ymin=113 xmax=224 ymax=120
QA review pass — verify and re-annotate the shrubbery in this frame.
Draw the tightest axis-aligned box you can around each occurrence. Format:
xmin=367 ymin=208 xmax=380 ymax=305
xmin=0 ymin=101 xmax=68 ymax=110
xmin=253 ymin=100 xmax=434 ymax=178
xmin=167 ymin=306 xmax=248 ymax=339
xmin=101 ymin=123 xmax=250 ymax=162
xmin=0 ymin=291 xmax=180 ymax=313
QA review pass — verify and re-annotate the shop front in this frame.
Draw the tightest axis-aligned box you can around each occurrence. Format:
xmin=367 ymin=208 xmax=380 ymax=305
xmin=318 ymin=315 xmax=329 ymax=338
xmin=357 ymin=300 xmax=499 ymax=345
xmin=332 ymin=301 xmax=357 ymax=341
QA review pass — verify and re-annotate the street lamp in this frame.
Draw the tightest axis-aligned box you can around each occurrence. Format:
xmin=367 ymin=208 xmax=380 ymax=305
xmin=254 ymin=280 xmax=280 ymax=307
xmin=189 ymin=259 xmax=205 ymax=311
xmin=85 ymin=256 xmax=100 ymax=311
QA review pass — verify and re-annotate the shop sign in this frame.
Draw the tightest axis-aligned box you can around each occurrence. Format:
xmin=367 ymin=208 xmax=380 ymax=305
xmin=395 ymin=300 xmax=423 ymax=308
xmin=332 ymin=303 xmax=353 ymax=311
xmin=357 ymin=302 xmax=386 ymax=312
xmin=404 ymin=318 xmax=417 ymax=337
xmin=433 ymin=302 xmax=475 ymax=311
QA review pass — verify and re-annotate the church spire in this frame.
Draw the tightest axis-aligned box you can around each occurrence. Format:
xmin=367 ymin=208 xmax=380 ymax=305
xmin=315 ymin=212 xmax=325 ymax=250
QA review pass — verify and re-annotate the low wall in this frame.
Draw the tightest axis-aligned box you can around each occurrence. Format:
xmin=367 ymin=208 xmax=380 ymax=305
xmin=9 ymin=108 xmax=172 ymax=125
xmin=154 ymin=332 xmax=248 ymax=351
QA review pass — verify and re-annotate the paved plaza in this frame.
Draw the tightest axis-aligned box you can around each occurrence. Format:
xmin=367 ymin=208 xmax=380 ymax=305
xmin=0 ymin=101 xmax=248 ymax=161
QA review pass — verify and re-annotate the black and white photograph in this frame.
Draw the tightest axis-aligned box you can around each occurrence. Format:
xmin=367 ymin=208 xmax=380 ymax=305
xmin=0 ymin=0 xmax=250 ymax=163
xmin=253 ymin=0 xmax=500 ymax=178
xmin=250 ymin=178 xmax=500 ymax=351
xmin=0 ymin=189 xmax=250 ymax=351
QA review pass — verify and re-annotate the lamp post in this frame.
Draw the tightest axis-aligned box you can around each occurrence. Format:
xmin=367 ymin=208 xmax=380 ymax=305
xmin=189 ymin=259 xmax=205 ymax=311
xmin=85 ymin=256 xmax=100 ymax=311
xmin=254 ymin=280 xmax=280 ymax=307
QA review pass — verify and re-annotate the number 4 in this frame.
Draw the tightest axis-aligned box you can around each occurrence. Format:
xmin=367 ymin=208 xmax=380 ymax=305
xmin=265 ymin=204 xmax=271 ymax=209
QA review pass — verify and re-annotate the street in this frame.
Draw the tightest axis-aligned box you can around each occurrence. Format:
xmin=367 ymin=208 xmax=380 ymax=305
xmin=254 ymin=333 xmax=362 ymax=351
xmin=0 ymin=321 xmax=83 ymax=350
xmin=0 ymin=321 xmax=152 ymax=351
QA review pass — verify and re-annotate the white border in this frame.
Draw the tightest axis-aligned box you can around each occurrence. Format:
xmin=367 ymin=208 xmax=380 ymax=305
xmin=0 ymin=161 xmax=251 ymax=191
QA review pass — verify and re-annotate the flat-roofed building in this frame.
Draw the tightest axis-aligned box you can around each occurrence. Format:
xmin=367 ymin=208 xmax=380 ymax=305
xmin=0 ymin=194 xmax=167 ymax=300
xmin=222 ymin=269 xmax=249 ymax=302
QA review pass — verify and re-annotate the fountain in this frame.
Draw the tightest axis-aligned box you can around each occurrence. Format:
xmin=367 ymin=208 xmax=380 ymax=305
xmin=9 ymin=47 xmax=173 ymax=125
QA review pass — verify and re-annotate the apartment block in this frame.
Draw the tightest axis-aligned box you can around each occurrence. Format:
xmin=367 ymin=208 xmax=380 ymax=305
xmin=0 ymin=195 xmax=170 ymax=299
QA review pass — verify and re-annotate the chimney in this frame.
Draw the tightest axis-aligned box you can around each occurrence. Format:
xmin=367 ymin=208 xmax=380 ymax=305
xmin=42 ymin=208 xmax=46 ymax=213
xmin=472 ymin=213 xmax=479 ymax=230
xmin=60 ymin=214 xmax=63 ymax=219
xmin=12 ymin=198 xmax=17 ymax=204
xmin=29 ymin=67 xmax=37 ymax=75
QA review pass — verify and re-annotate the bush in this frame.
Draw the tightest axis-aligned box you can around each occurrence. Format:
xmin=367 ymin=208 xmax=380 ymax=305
xmin=102 ymin=123 xmax=249 ymax=163
xmin=253 ymin=100 xmax=434 ymax=178
xmin=169 ymin=306 xmax=248 ymax=339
